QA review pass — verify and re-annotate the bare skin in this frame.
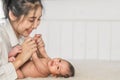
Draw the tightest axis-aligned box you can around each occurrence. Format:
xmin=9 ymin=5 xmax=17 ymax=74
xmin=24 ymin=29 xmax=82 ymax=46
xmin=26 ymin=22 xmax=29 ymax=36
xmin=8 ymin=45 xmax=22 ymax=62
xmin=20 ymin=53 xmax=50 ymax=78
xmin=9 ymin=34 xmax=70 ymax=79
xmin=9 ymin=34 xmax=51 ymax=78
xmin=9 ymin=46 xmax=50 ymax=78
xmin=18 ymin=52 xmax=70 ymax=79
xmin=18 ymin=34 xmax=51 ymax=78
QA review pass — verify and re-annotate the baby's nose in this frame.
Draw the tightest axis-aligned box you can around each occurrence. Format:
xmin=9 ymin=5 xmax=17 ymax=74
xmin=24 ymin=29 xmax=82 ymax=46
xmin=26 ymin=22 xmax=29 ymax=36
xmin=55 ymin=61 xmax=59 ymax=65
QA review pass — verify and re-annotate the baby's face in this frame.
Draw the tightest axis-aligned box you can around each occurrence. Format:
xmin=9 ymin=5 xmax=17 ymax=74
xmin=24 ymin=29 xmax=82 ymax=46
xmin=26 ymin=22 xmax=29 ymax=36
xmin=48 ymin=58 xmax=69 ymax=76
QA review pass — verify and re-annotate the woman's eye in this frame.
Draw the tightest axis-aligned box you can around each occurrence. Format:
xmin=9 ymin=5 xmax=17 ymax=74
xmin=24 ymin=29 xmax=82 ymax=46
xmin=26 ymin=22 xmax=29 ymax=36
xmin=29 ymin=20 xmax=34 ymax=22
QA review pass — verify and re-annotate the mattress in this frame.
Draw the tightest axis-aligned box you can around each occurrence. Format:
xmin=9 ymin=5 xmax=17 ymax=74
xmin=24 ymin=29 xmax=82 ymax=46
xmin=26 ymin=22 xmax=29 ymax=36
xmin=18 ymin=60 xmax=120 ymax=80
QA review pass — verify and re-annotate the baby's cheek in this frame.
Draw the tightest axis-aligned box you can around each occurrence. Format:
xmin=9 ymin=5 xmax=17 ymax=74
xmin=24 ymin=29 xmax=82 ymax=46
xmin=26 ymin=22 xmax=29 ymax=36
xmin=51 ymin=67 xmax=56 ymax=73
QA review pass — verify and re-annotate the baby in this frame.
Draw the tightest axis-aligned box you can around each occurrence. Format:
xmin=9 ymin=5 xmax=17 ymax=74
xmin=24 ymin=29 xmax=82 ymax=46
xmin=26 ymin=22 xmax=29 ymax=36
xmin=8 ymin=35 xmax=75 ymax=79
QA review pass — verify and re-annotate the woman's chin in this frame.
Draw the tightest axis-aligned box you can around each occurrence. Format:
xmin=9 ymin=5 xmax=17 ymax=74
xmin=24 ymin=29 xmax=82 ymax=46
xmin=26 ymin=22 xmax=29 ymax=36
xmin=23 ymin=33 xmax=30 ymax=37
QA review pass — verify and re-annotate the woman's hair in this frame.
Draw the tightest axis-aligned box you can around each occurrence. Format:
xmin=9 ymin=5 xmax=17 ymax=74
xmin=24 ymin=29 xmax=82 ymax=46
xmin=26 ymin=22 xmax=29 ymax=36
xmin=2 ymin=0 xmax=43 ymax=19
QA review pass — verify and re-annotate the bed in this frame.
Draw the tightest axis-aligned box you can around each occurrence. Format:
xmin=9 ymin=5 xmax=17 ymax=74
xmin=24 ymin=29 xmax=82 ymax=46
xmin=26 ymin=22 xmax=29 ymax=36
xmin=18 ymin=60 xmax=120 ymax=80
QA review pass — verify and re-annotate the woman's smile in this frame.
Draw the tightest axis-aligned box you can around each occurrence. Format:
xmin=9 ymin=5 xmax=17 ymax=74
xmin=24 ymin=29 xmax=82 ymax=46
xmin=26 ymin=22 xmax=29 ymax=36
xmin=26 ymin=28 xmax=33 ymax=35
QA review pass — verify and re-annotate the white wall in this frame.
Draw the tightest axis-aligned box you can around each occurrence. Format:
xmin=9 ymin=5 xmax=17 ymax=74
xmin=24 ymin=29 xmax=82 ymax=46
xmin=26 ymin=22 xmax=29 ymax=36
xmin=1 ymin=0 xmax=120 ymax=60
xmin=38 ymin=0 xmax=120 ymax=60
xmin=42 ymin=0 xmax=120 ymax=20
xmin=0 ymin=0 xmax=5 ymax=21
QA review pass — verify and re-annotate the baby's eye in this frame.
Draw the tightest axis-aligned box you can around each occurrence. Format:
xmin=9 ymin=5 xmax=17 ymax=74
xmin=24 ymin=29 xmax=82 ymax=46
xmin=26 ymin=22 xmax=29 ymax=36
xmin=38 ymin=18 xmax=41 ymax=21
xmin=59 ymin=60 xmax=61 ymax=63
xmin=57 ymin=66 xmax=59 ymax=70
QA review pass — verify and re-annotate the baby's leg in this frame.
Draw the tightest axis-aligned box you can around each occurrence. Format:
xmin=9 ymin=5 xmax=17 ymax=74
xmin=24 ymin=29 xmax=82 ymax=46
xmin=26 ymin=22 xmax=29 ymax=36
xmin=16 ymin=69 xmax=24 ymax=79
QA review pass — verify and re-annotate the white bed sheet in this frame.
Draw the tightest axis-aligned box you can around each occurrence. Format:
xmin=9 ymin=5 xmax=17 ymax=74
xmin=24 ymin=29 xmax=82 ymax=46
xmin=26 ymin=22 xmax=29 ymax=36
xmin=18 ymin=60 xmax=120 ymax=80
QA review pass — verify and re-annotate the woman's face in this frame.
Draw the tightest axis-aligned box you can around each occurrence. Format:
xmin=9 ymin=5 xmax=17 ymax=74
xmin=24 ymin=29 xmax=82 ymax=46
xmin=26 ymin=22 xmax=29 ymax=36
xmin=12 ymin=6 xmax=42 ymax=37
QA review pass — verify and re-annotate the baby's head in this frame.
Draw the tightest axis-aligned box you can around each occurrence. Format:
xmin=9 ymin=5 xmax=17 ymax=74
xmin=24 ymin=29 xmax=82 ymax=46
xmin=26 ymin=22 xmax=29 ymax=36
xmin=48 ymin=58 xmax=75 ymax=78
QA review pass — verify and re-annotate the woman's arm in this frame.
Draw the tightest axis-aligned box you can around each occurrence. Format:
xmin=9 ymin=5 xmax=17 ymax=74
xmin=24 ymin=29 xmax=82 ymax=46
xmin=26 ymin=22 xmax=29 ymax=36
xmin=12 ymin=37 xmax=37 ymax=70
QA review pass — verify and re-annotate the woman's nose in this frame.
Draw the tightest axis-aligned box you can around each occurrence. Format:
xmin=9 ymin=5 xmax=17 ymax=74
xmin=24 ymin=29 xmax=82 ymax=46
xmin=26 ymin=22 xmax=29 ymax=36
xmin=32 ymin=23 xmax=37 ymax=29
xmin=32 ymin=21 xmax=39 ymax=29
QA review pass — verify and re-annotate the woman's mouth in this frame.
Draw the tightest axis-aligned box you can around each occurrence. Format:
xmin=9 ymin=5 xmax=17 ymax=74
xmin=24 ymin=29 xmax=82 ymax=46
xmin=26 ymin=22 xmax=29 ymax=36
xmin=27 ymin=29 xmax=32 ymax=35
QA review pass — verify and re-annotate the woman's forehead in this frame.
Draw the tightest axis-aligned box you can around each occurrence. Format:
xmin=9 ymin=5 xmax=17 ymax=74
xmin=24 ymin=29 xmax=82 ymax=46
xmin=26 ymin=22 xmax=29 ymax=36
xmin=27 ymin=7 xmax=42 ymax=17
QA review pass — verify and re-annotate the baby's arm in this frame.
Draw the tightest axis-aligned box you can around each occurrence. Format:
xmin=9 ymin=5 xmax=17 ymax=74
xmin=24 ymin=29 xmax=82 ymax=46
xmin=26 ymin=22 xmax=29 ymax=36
xmin=8 ymin=45 xmax=22 ymax=62
xmin=32 ymin=53 xmax=44 ymax=70
xmin=38 ymin=47 xmax=49 ymax=58
xmin=32 ymin=52 xmax=49 ymax=77
xmin=34 ymin=34 xmax=50 ymax=58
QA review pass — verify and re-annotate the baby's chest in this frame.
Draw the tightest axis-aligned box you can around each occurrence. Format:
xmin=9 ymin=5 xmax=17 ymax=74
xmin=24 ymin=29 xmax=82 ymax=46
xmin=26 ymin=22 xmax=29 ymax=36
xmin=35 ymin=63 xmax=49 ymax=77
xmin=29 ymin=65 xmax=49 ymax=77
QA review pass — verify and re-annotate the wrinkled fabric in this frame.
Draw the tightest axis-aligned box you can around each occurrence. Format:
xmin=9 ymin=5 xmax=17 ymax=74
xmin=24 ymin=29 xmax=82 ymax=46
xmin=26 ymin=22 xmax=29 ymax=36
xmin=0 ymin=19 xmax=24 ymax=80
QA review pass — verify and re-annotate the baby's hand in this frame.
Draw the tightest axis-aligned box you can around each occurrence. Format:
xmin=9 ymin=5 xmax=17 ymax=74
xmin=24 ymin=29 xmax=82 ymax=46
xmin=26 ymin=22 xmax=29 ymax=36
xmin=35 ymin=34 xmax=45 ymax=48
xmin=8 ymin=57 xmax=16 ymax=62
xmin=8 ymin=45 xmax=22 ymax=57
xmin=33 ymin=34 xmax=41 ymax=43
xmin=13 ymin=45 xmax=22 ymax=54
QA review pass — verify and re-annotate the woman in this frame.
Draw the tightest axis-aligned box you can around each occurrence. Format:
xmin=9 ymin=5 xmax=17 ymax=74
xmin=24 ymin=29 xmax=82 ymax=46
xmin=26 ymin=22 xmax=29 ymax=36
xmin=0 ymin=0 xmax=43 ymax=79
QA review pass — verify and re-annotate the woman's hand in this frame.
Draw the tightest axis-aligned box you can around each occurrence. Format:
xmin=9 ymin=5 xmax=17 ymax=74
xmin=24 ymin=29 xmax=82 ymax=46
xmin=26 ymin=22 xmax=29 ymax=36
xmin=22 ymin=37 xmax=37 ymax=58
xmin=12 ymin=37 xmax=37 ymax=70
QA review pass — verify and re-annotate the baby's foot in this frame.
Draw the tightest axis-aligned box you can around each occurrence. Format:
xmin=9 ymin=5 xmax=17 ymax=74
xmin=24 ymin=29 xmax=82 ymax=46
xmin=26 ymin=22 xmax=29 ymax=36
xmin=8 ymin=57 xmax=15 ymax=62
xmin=13 ymin=45 xmax=22 ymax=54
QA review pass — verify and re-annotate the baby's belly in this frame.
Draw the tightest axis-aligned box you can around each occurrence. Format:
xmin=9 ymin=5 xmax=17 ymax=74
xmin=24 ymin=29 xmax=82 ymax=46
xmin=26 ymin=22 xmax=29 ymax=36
xmin=21 ymin=61 xmax=43 ymax=77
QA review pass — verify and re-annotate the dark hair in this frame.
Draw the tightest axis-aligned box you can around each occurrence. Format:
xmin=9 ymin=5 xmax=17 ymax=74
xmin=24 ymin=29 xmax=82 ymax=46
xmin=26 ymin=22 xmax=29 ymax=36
xmin=2 ymin=0 xmax=43 ymax=19
xmin=64 ymin=61 xmax=75 ymax=78
xmin=57 ymin=60 xmax=75 ymax=78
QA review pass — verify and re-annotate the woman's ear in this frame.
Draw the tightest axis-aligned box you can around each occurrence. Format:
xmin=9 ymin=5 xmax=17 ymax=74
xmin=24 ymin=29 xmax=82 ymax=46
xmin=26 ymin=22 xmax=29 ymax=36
xmin=9 ymin=10 xmax=17 ymax=21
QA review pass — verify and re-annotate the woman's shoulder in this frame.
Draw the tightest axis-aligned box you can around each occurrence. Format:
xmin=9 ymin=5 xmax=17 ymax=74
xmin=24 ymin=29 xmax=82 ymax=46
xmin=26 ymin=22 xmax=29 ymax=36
xmin=0 ymin=20 xmax=8 ymax=41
